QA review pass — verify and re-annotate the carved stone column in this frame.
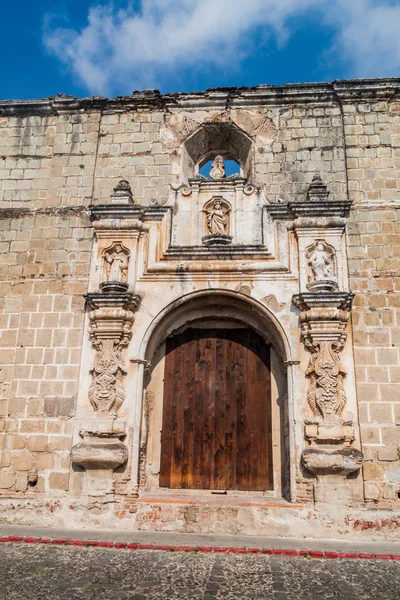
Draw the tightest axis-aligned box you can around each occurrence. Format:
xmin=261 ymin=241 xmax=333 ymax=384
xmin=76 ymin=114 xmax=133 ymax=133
xmin=86 ymin=290 xmax=140 ymax=415
xmin=72 ymin=180 xmax=144 ymax=495
xmin=293 ymin=289 xmax=363 ymax=478
xmin=290 ymin=175 xmax=364 ymax=503
xmin=71 ymin=289 xmax=140 ymax=494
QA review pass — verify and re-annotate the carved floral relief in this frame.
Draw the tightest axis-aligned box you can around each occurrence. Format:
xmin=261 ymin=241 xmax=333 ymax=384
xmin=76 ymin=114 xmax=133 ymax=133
xmin=305 ymin=340 xmax=347 ymax=424
xmin=86 ymin=293 xmax=139 ymax=416
xmin=89 ymin=338 xmax=127 ymax=414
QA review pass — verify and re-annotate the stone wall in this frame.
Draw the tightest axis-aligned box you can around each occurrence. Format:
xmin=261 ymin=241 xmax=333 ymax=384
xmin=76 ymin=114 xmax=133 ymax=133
xmin=0 ymin=79 xmax=399 ymax=535
xmin=343 ymin=94 xmax=400 ymax=504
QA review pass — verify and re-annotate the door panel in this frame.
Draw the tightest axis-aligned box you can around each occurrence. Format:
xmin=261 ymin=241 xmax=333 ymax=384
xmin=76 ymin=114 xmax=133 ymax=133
xmin=160 ymin=328 xmax=272 ymax=491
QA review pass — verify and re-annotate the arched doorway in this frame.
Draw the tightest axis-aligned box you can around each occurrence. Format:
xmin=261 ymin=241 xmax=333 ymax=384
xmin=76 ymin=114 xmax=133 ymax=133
xmin=160 ymin=327 xmax=273 ymax=491
xmin=139 ymin=291 xmax=291 ymax=499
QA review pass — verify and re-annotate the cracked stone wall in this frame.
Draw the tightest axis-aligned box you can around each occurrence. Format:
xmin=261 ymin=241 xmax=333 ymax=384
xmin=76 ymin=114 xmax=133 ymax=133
xmin=0 ymin=81 xmax=399 ymax=516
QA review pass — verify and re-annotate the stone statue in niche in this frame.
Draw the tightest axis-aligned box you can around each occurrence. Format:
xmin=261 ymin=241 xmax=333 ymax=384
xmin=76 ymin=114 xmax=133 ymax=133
xmin=306 ymin=240 xmax=336 ymax=282
xmin=204 ymin=198 xmax=229 ymax=235
xmin=209 ymin=155 xmax=226 ymax=179
xmin=103 ymin=242 xmax=130 ymax=283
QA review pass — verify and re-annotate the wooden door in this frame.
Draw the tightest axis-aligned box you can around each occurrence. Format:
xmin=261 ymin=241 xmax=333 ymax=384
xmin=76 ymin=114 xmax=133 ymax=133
xmin=160 ymin=328 xmax=272 ymax=491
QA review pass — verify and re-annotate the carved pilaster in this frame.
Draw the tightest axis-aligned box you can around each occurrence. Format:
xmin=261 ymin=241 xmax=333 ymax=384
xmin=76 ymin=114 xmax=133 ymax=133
xmin=86 ymin=291 xmax=140 ymax=415
xmin=293 ymin=290 xmax=363 ymax=477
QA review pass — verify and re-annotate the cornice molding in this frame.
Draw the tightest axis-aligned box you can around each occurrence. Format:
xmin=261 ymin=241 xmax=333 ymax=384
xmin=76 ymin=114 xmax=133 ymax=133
xmin=1 ymin=79 xmax=399 ymax=117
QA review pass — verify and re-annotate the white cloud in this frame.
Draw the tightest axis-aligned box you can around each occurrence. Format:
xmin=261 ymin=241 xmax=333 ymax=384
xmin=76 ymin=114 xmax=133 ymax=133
xmin=326 ymin=0 xmax=400 ymax=78
xmin=43 ymin=0 xmax=400 ymax=96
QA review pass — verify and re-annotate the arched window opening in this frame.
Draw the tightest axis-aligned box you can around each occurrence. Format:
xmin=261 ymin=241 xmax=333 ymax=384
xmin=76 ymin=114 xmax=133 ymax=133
xmin=182 ymin=122 xmax=252 ymax=181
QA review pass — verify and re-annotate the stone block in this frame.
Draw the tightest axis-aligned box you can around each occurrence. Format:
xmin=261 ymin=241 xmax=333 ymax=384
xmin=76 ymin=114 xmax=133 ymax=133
xmin=382 ymin=427 xmax=400 ymax=446
xmin=49 ymin=471 xmax=69 ymax=491
xmin=378 ymin=446 xmax=399 ymax=462
xmin=43 ymin=396 xmax=76 ymax=418
xmin=27 ymin=435 xmax=48 ymax=452
xmin=12 ymin=453 xmax=33 ymax=471
xmin=388 ymin=463 xmax=400 ymax=483
xmin=369 ymin=404 xmax=393 ymax=423
xmin=363 ymin=462 xmax=385 ymax=480
xmin=48 ymin=436 xmax=72 ymax=452
xmin=364 ymin=482 xmax=382 ymax=501
xmin=15 ymin=471 xmax=28 ymax=492
xmin=0 ymin=471 xmax=15 ymax=489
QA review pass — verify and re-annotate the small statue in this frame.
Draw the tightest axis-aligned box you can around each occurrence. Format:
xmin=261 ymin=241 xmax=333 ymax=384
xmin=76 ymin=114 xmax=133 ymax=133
xmin=103 ymin=243 xmax=129 ymax=283
xmin=307 ymin=241 xmax=335 ymax=281
xmin=209 ymin=155 xmax=226 ymax=179
xmin=204 ymin=199 xmax=229 ymax=235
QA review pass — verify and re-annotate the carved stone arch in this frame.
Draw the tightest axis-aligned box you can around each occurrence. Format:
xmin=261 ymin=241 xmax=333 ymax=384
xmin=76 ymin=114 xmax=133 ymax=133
xmin=182 ymin=121 xmax=253 ymax=180
xmin=141 ymin=290 xmax=292 ymax=365
xmin=138 ymin=290 xmax=293 ymax=500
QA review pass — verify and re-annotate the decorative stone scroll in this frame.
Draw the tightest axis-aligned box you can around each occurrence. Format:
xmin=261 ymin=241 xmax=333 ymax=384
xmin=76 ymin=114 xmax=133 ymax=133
xmin=86 ymin=290 xmax=140 ymax=415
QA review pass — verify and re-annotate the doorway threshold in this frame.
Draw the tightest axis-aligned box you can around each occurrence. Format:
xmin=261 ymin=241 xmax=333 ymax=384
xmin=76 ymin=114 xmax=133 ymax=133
xmin=136 ymin=491 xmax=303 ymax=509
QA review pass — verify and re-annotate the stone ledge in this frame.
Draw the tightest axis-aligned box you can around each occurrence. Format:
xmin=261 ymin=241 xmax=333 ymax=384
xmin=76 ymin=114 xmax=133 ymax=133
xmin=1 ymin=78 xmax=399 ymax=116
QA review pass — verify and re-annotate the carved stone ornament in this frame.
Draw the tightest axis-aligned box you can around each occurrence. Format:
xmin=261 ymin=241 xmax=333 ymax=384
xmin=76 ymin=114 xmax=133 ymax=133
xmin=306 ymin=240 xmax=336 ymax=284
xmin=86 ymin=291 xmax=140 ymax=415
xmin=293 ymin=291 xmax=353 ymax=428
xmin=305 ymin=339 xmax=347 ymax=424
xmin=71 ymin=424 xmax=129 ymax=495
xmin=102 ymin=241 xmax=130 ymax=284
xmin=293 ymin=291 xmax=364 ymax=477
xmin=209 ymin=155 xmax=226 ymax=179
xmin=111 ymin=179 xmax=134 ymax=205
xmin=72 ymin=430 xmax=128 ymax=471
xmin=203 ymin=197 xmax=230 ymax=235
xmin=307 ymin=173 xmax=329 ymax=203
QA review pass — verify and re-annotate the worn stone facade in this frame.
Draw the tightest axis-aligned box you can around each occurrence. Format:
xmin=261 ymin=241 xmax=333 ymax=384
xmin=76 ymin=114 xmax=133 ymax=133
xmin=0 ymin=79 xmax=399 ymax=539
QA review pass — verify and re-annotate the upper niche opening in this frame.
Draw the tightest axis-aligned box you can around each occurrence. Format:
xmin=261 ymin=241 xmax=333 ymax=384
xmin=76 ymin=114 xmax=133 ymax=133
xmin=183 ymin=122 xmax=252 ymax=180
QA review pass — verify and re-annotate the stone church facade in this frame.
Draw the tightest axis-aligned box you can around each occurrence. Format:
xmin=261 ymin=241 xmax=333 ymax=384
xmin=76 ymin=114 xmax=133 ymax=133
xmin=0 ymin=78 xmax=399 ymax=539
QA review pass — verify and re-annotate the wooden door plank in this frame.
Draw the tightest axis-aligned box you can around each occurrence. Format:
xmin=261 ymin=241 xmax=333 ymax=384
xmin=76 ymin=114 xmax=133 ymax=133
xmin=224 ymin=335 xmax=236 ymax=491
xmin=199 ymin=334 xmax=214 ymax=489
xmin=214 ymin=333 xmax=227 ymax=490
xmin=181 ymin=332 xmax=196 ymax=489
xmin=170 ymin=337 xmax=185 ymax=488
xmin=160 ymin=336 xmax=177 ymax=487
xmin=234 ymin=334 xmax=250 ymax=490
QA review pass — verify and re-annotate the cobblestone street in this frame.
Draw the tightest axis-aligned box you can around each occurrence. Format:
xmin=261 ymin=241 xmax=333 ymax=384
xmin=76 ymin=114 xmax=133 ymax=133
xmin=0 ymin=543 xmax=399 ymax=600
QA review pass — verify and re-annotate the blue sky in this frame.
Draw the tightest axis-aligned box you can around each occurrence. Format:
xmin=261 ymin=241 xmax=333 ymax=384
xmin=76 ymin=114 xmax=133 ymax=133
xmin=1 ymin=0 xmax=400 ymax=100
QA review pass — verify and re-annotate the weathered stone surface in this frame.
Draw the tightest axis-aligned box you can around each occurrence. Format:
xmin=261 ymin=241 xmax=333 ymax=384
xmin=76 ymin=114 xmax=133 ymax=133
xmin=0 ymin=78 xmax=399 ymax=536
xmin=0 ymin=544 xmax=399 ymax=600
xmin=43 ymin=397 xmax=76 ymax=418
xmin=301 ymin=447 xmax=364 ymax=477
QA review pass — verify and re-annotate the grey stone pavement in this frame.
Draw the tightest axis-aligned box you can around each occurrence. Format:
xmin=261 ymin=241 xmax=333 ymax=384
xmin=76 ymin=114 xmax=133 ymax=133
xmin=1 ymin=541 xmax=400 ymax=600
xmin=1 ymin=526 xmax=400 ymax=599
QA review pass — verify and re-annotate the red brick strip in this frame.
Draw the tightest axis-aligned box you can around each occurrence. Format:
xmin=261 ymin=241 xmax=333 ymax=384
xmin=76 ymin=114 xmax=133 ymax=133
xmin=0 ymin=536 xmax=398 ymax=560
